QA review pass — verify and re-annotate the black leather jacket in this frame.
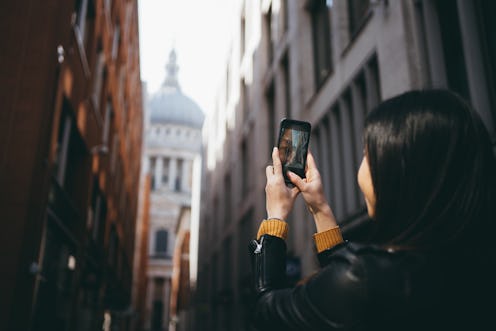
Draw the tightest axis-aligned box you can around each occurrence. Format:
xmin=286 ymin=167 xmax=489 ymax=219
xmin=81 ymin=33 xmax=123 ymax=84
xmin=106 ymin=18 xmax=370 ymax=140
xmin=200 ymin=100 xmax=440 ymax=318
xmin=249 ymin=234 xmax=492 ymax=331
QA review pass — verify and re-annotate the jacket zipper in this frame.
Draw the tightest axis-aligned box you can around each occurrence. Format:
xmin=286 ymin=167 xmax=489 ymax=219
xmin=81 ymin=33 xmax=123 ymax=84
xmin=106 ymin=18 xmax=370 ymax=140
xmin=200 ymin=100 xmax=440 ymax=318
xmin=254 ymin=236 xmax=264 ymax=254
xmin=253 ymin=236 xmax=264 ymax=289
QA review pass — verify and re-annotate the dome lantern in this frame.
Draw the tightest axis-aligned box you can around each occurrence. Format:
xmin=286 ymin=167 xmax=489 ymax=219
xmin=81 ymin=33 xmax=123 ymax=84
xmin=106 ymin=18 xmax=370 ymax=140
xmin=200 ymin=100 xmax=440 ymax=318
xmin=148 ymin=49 xmax=204 ymax=129
xmin=163 ymin=49 xmax=180 ymax=90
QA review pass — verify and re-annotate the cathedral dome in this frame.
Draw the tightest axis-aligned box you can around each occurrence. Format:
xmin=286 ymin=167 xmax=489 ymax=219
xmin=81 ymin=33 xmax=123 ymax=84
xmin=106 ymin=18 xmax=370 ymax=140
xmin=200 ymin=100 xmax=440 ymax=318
xmin=149 ymin=50 xmax=204 ymax=129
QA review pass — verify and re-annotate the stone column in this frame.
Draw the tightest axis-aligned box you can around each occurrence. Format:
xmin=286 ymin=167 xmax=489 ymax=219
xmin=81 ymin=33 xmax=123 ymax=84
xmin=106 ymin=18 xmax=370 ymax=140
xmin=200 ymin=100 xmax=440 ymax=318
xmin=182 ymin=159 xmax=191 ymax=192
xmin=169 ymin=158 xmax=177 ymax=191
xmin=156 ymin=157 xmax=163 ymax=190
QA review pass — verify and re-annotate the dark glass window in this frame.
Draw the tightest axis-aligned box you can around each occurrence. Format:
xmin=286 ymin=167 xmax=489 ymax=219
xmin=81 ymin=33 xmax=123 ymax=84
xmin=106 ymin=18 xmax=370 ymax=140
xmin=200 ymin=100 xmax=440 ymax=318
xmin=435 ymin=0 xmax=470 ymax=100
xmin=240 ymin=16 xmax=246 ymax=58
xmin=265 ymin=5 xmax=273 ymax=63
xmin=265 ymin=83 xmax=275 ymax=149
xmin=475 ymin=0 xmax=496 ymax=130
xmin=241 ymin=139 xmax=249 ymax=194
xmin=155 ymin=229 xmax=168 ymax=256
xmin=74 ymin=0 xmax=95 ymax=48
xmin=309 ymin=0 xmax=332 ymax=88
xmin=348 ymin=0 xmax=371 ymax=37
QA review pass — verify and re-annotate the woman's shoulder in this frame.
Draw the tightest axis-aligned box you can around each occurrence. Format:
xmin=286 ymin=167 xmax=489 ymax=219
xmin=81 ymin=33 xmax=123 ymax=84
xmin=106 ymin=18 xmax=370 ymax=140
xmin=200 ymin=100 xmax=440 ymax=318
xmin=317 ymin=241 xmax=412 ymax=267
xmin=316 ymin=242 xmax=422 ymax=296
xmin=304 ymin=242 xmax=416 ymax=326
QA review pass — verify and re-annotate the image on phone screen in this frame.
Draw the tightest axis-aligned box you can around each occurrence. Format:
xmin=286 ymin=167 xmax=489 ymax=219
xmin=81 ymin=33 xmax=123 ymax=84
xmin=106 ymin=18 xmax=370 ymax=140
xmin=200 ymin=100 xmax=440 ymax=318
xmin=277 ymin=119 xmax=311 ymax=183
xmin=279 ymin=128 xmax=309 ymax=172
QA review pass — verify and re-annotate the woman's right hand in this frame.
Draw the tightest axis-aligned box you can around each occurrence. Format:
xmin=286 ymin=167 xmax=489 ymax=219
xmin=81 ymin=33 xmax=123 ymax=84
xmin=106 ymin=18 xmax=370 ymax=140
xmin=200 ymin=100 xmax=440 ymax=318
xmin=287 ymin=151 xmax=338 ymax=232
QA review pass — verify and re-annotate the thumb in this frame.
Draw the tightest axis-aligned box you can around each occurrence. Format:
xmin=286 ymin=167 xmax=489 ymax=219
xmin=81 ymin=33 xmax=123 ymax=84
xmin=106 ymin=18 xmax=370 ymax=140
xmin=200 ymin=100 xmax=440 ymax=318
xmin=287 ymin=171 xmax=306 ymax=191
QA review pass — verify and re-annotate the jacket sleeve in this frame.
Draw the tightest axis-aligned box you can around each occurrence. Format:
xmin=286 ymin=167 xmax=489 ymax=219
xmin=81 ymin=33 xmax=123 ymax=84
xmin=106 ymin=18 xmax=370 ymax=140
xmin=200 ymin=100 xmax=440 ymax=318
xmin=249 ymin=235 xmax=368 ymax=331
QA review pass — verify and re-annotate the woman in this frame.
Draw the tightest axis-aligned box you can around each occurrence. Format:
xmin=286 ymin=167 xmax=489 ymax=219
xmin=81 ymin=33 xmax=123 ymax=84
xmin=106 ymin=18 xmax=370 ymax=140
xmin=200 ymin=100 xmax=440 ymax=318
xmin=249 ymin=89 xmax=496 ymax=331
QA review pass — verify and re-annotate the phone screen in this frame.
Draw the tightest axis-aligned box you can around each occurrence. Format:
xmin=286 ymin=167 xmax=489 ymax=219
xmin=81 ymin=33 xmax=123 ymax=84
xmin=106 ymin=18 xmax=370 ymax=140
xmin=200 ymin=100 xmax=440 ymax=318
xmin=277 ymin=119 xmax=311 ymax=182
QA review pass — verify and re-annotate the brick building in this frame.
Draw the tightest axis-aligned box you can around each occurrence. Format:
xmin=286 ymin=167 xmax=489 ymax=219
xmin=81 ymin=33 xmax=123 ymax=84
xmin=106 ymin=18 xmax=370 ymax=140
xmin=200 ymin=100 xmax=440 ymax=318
xmin=0 ymin=0 xmax=143 ymax=330
xmin=197 ymin=0 xmax=496 ymax=330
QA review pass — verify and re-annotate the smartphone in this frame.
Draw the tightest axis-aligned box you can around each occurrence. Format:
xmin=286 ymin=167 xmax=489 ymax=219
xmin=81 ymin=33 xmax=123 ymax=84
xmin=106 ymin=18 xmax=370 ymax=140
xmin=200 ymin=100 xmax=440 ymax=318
xmin=277 ymin=119 xmax=311 ymax=184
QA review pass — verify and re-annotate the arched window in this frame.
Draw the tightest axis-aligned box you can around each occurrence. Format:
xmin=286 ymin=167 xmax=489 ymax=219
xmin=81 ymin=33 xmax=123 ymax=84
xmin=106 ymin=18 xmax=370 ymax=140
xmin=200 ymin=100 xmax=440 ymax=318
xmin=155 ymin=229 xmax=168 ymax=257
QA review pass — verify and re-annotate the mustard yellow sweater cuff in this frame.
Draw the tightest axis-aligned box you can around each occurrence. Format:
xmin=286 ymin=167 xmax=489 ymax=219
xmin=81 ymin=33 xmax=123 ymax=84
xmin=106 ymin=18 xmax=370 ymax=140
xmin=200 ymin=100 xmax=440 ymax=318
xmin=313 ymin=226 xmax=344 ymax=253
xmin=257 ymin=219 xmax=288 ymax=240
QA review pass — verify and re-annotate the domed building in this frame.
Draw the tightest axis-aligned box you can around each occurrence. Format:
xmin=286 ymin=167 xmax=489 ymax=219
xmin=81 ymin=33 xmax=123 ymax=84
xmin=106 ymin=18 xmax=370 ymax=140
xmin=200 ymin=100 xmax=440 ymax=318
xmin=138 ymin=49 xmax=204 ymax=331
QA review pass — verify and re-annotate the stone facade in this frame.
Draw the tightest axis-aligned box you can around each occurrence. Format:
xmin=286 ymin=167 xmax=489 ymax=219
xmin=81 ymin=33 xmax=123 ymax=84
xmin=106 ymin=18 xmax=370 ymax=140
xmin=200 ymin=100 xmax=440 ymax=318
xmin=196 ymin=1 xmax=496 ymax=330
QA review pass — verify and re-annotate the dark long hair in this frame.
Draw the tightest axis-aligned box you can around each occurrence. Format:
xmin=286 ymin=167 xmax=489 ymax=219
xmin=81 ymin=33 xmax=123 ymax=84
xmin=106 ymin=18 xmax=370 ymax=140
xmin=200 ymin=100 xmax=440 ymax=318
xmin=363 ymin=89 xmax=496 ymax=251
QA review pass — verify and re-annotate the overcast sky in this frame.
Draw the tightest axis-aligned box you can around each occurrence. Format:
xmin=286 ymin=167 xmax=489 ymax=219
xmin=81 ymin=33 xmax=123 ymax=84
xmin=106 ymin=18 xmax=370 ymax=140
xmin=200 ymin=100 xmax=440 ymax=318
xmin=138 ymin=0 xmax=233 ymax=115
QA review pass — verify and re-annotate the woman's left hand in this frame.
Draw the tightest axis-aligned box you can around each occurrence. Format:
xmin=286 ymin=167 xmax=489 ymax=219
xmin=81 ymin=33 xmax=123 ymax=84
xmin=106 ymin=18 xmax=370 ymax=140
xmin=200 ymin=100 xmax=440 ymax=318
xmin=265 ymin=147 xmax=300 ymax=221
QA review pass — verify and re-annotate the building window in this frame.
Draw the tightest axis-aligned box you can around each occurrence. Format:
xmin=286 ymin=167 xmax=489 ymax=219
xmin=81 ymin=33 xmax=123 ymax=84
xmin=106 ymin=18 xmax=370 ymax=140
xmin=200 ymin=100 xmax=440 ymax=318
xmin=111 ymin=22 xmax=121 ymax=60
xmin=240 ymin=15 xmax=246 ymax=59
xmin=91 ymin=44 xmax=106 ymax=112
xmin=74 ymin=0 xmax=95 ymax=49
xmin=242 ymin=80 xmax=249 ymax=122
xmin=309 ymin=0 xmax=332 ymax=89
xmin=264 ymin=4 xmax=274 ymax=63
xmin=348 ymin=0 xmax=371 ymax=37
xmin=53 ymin=100 xmax=86 ymax=203
xmin=433 ymin=0 xmax=469 ymax=101
xmin=225 ymin=64 xmax=231 ymax=105
xmin=282 ymin=53 xmax=291 ymax=118
xmin=155 ymin=229 xmax=168 ymax=257
xmin=53 ymin=103 xmax=72 ymax=186
xmin=102 ymin=99 xmax=112 ymax=146
xmin=241 ymin=139 xmax=249 ymax=194
xmin=476 ymin=0 xmax=496 ymax=134
xmin=265 ymin=82 xmax=276 ymax=149
xmin=117 ymin=68 xmax=126 ymax=109
xmin=282 ymin=0 xmax=289 ymax=32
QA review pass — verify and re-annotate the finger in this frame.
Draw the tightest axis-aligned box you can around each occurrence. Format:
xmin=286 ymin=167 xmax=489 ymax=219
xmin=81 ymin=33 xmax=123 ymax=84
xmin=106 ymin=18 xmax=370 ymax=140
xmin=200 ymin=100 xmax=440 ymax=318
xmin=306 ymin=149 xmax=318 ymax=170
xmin=290 ymin=185 xmax=300 ymax=199
xmin=265 ymin=165 xmax=274 ymax=179
xmin=287 ymin=171 xmax=306 ymax=191
xmin=272 ymin=147 xmax=282 ymax=175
